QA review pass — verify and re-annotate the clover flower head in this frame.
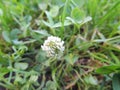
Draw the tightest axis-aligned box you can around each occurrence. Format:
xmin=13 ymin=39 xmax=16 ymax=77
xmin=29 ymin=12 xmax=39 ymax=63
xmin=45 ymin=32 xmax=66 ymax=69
xmin=41 ymin=36 xmax=65 ymax=57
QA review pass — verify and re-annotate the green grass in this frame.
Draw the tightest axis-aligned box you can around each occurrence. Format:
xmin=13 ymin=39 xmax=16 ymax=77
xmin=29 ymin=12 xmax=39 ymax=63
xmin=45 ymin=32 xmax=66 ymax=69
xmin=0 ymin=0 xmax=120 ymax=90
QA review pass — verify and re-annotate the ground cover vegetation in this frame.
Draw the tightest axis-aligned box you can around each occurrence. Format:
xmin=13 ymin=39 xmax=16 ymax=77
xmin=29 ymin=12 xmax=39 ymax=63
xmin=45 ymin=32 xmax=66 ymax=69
xmin=0 ymin=0 xmax=120 ymax=90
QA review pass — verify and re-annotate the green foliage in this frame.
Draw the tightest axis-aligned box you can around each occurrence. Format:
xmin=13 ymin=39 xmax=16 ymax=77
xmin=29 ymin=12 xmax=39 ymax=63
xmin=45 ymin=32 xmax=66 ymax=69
xmin=96 ymin=65 xmax=120 ymax=74
xmin=0 ymin=0 xmax=120 ymax=90
xmin=42 ymin=80 xmax=57 ymax=90
xmin=71 ymin=7 xmax=85 ymax=22
xmin=112 ymin=73 xmax=120 ymax=90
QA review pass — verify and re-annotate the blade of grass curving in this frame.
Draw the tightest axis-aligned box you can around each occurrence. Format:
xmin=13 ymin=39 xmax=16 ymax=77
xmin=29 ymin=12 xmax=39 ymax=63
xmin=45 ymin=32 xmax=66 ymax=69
xmin=97 ymin=1 xmax=120 ymax=26
xmin=112 ymin=73 xmax=120 ymax=90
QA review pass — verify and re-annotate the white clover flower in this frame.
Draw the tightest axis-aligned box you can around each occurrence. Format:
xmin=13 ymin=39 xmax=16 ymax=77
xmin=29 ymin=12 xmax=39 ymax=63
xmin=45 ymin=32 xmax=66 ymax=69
xmin=41 ymin=36 xmax=65 ymax=57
